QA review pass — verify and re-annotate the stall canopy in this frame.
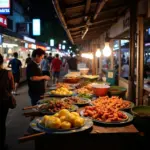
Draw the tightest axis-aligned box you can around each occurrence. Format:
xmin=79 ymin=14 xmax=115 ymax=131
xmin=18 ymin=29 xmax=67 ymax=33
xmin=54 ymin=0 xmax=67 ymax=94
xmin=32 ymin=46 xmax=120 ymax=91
xmin=53 ymin=0 xmax=130 ymax=45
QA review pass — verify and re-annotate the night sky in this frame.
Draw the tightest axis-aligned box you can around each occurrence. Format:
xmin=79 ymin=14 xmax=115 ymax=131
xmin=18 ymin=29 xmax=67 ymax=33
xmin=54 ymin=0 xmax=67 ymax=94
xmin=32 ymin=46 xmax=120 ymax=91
xmin=28 ymin=0 xmax=56 ymax=21
xmin=16 ymin=0 xmax=75 ymax=49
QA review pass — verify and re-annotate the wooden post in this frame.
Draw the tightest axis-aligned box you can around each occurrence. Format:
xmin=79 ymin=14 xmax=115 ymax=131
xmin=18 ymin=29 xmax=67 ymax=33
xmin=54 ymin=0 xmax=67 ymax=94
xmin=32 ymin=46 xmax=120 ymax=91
xmin=118 ymin=40 xmax=121 ymax=79
xmin=110 ymin=40 xmax=114 ymax=70
xmin=128 ymin=0 xmax=137 ymax=101
xmin=136 ymin=16 xmax=144 ymax=105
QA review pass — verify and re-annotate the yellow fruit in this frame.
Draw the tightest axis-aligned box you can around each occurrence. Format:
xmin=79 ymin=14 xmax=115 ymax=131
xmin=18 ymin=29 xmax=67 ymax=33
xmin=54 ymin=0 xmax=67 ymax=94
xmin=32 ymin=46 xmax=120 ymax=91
xmin=59 ymin=109 xmax=70 ymax=117
xmin=73 ymin=117 xmax=85 ymax=127
xmin=41 ymin=115 xmax=49 ymax=124
xmin=45 ymin=116 xmax=61 ymax=129
xmin=60 ymin=116 xmax=67 ymax=122
xmin=61 ymin=121 xmax=71 ymax=129
xmin=53 ymin=113 xmax=59 ymax=117
xmin=71 ymin=112 xmax=79 ymax=117
xmin=66 ymin=113 xmax=77 ymax=124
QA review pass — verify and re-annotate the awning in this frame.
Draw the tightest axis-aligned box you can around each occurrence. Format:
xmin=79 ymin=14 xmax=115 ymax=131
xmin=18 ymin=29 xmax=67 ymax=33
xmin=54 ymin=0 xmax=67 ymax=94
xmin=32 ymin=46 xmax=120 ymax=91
xmin=53 ymin=0 xmax=130 ymax=44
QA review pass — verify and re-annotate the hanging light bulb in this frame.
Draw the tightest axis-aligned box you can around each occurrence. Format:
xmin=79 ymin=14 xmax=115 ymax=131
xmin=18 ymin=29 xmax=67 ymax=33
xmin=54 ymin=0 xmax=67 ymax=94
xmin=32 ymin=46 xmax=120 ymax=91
xmin=95 ymin=49 xmax=101 ymax=57
xmin=89 ymin=53 xmax=93 ymax=59
xmin=103 ymin=42 xmax=111 ymax=57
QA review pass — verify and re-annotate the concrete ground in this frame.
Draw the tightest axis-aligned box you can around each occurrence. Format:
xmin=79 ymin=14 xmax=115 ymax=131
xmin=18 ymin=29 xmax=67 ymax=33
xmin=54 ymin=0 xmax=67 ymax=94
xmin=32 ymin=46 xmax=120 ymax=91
xmin=6 ymin=84 xmax=34 ymax=150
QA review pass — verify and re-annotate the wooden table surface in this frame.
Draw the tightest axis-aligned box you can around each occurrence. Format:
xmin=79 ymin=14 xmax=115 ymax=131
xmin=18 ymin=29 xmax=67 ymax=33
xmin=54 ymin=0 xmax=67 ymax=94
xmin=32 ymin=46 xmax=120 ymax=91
xmin=23 ymin=108 xmax=139 ymax=135
xmin=91 ymin=124 xmax=138 ymax=134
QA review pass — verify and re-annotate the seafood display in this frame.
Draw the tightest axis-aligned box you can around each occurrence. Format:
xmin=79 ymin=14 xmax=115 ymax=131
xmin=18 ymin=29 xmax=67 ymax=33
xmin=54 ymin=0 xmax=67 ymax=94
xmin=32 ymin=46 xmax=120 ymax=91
xmin=82 ymin=106 xmax=128 ymax=123
xmin=92 ymin=96 xmax=132 ymax=110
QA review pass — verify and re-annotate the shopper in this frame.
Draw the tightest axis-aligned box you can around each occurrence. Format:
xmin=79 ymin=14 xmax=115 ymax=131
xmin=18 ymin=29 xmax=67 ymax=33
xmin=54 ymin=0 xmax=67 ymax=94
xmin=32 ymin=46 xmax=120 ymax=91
xmin=25 ymin=54 xmax=32 ymax=66
xmin=41 ymin=55 xmax=50 ymax=88
xmin=62 ymin=57 xmax=69 ymax=76
xmin=121 ymin=61 xmax=129 ymax=80
xmin=67 ymin=53 xmax=77 ymax=71
xmin=26 ymin=48 xmax=50 ymax=105
xmin=51 ymin=54 xmax=62 ymax=84
xmin=0 ymin=54 xmax=15 ymax=150
xmin=47 ymin=53 xmax=53 ymax=64
xmin=8 ymin=52 xmax=22 ymax=95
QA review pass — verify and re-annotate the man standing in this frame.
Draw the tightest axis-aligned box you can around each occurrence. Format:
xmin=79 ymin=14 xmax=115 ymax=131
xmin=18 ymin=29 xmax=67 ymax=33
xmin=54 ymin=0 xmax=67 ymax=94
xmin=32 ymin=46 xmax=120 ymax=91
xmin=41 ymin=55 xmax=50 ymax=88
xmin=25 ymin=54 xmax=32 ymax=66
xmin=26 ymin=49 xmax=50 ymax=105
xmin=51 ymin=54 xmax=62 ymax=84
xmin=47 ymin=53 xmax=53 ymax=64
xmin=8 ymin=52 xmax=22 ymax=95
xmin=67 ymin=53 xmax=77 ymax=71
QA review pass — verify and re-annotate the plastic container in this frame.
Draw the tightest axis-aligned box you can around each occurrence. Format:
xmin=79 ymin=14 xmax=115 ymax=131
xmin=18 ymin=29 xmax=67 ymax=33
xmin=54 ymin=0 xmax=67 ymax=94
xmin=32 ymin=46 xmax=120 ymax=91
xmin=92 ymin=84 xmax=110 ymax=97
xmin=131 ymin=106 xmax=150 ymax=132
xmin=108 ymin=86 xmax=126 ymax=99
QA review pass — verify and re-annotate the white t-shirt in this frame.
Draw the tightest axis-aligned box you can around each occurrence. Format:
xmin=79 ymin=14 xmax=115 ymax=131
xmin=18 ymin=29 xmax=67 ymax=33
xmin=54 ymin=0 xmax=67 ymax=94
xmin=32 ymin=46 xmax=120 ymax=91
xmin=121 ymin=64 xmax=129 ymax=77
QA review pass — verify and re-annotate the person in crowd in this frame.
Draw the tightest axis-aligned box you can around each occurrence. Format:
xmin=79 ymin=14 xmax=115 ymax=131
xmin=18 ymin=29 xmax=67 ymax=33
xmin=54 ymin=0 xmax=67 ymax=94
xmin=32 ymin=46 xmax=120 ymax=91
xmin=26 ymin=49 xmax=50 ymax=105
xmin=144 ymin=58 xmax=150 ymax=78
xmin=8 ymin=52 xmax=22 ymax=95
xmin=25 ymin=54 xmax=32 ymax=66
xmin=51 ymin=54 xmax=62 ymax=84
xmin=47 ymin=53 xmax=53 ymax=64
xmin=0 ymin=54 xmax=15 ymax=150
xmin=62 ymin=57 xmax=69 ymax=76
xmin=67 ymin=53 xmax=77 ymax=71
xmin=121 ymin=61 xmax=129 ymax=80
xmin=121 ymin=54 xmax=126 ymax=65
xmin=41 ymin=55 xmax=50 ymax=88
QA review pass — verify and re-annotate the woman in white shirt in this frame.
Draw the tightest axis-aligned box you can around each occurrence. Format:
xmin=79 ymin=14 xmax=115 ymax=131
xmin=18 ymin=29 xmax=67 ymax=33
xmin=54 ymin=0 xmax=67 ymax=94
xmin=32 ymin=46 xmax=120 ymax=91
xmin=121 ymin=61 xmax=129 ymax=80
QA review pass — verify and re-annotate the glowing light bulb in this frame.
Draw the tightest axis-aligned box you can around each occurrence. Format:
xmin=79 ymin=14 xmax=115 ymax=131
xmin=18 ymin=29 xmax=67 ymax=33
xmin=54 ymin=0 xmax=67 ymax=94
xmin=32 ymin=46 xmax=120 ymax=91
xmin=96 ymin=49 xmax=101 ymax=57
xmin=103 ymin=42 xmax=111 ymax=57
xmin=89 ymin=53 xmax=93 ymax=59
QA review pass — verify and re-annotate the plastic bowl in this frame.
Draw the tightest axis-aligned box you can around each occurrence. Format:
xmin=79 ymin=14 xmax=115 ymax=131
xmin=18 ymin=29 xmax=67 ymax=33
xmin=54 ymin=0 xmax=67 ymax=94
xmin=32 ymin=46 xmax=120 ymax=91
xmin=131 ymin=106 xmax=150 ymax=117
xmin=79 ymin=68 xmax=89 ymax=75
xmin=92 ymin=84 xmax=110 ymax=96
xmin=108 ymin=86 xmax=127 ymax=97
xmin=131 ymin=106 xmax=150 ymax=132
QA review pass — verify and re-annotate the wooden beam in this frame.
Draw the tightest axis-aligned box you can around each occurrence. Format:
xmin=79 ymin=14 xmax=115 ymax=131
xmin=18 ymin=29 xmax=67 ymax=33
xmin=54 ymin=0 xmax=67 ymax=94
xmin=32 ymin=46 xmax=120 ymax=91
xmin=71 ymin=31 xmax=82 ymax=35
xmin=136 ymin=16 xmax=144 ymax=105
xmin=93 ymin=0 xmax=109 ymax=20
xmin=128 ymin=0 xmax=137 ymax=101
xmin=68 ymin=17 xmax=115 ymax=31
xmin=52 ymin=0 xmax=74 ymax=44
xmin=89 ymin=23 xmax=112 ymax=30
xmin=66 ymin=14 xmax=84 ymax=23
xmin=91 ymin=17 xmax=117 ymax=25
xmin=82 ymin=0 xmax=108 ymax=39
xmin=82 ymin=27 xmax=89 ymax=39
xmin=66 ymin=5 xmax=125 ymax=23
xmin=65 ymin=2 xmax=96 ymax=10
xmin=72 ymin=34 xmax=82 ymax=38
xmin=96 ymin=5 xmax=127 ymax=17
xmin=68 ymin=24 xmax=86 ymax=30
xmin=85 ymin=0 xmax=91 ymax=14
